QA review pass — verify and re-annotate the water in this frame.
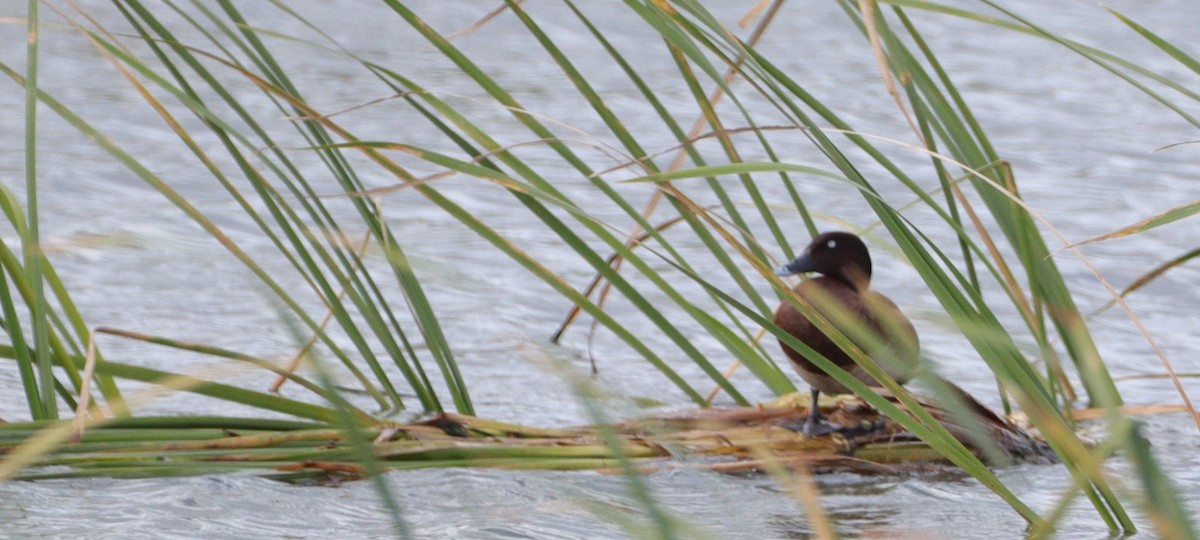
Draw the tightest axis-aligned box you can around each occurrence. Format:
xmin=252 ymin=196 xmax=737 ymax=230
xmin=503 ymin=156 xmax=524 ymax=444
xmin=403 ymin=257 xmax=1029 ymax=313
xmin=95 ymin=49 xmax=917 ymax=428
xmin=1 ymin=1 xmax=1199 ymax=537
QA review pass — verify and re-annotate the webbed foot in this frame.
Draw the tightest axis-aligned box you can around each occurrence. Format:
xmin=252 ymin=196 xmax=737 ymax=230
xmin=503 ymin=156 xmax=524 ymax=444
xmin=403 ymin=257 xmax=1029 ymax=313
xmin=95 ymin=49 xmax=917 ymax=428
xmin=780 ymin=414 xmax=843 ymax=437
xmin=800 ymin=415 xmax=843 ymax=437
xmin=780 ymin=388 xmax=844 ymax=437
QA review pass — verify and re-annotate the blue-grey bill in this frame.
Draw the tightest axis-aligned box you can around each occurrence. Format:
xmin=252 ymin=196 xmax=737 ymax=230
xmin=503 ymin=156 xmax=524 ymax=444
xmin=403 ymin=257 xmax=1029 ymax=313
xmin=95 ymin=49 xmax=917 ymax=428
xmin=776 ymin=252 xmax=816 ymax=276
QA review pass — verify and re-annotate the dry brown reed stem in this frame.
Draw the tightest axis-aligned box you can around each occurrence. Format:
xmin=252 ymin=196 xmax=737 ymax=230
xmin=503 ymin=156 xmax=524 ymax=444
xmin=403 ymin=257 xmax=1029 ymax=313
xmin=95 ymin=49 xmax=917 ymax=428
xmin=859 ymin=0 xmax=923 ymax=143
xmin=71 ymin=329 xmax=102 ymax=443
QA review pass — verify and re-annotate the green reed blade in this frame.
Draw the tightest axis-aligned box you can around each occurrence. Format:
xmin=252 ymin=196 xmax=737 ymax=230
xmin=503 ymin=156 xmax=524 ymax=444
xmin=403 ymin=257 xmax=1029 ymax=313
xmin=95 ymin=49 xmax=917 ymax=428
xmin=514 ymin=0 xmax=782 ymax=337
xmin=23 ymin=0 xmax=57 ymax=421
xmin=1107 ymin=8 xmax=1200 ymax=76
xmin=366 ymin=4 xmax=755 ymax=404
xmin=211 ymin=0 xmax=460 ymax=415
xmin=113 ymin=0 xmax=407 ymax=411
xmin=1073 ymin=201 xmax=1200 ymax=247
xmin=0 ymin=343 xmax=340 ymax=423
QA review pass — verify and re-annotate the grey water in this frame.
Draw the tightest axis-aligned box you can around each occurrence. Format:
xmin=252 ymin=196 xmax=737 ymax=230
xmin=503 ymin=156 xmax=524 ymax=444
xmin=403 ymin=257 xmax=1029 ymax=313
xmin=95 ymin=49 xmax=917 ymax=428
xmin=1 ymin=1 xmax=1198 ymax=538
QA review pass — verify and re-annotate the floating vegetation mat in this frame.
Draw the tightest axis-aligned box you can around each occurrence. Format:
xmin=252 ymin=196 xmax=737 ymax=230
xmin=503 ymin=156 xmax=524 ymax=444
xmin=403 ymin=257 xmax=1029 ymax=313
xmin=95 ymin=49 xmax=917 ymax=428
xmin=0 ymin=393 xmax=1055 ymax=483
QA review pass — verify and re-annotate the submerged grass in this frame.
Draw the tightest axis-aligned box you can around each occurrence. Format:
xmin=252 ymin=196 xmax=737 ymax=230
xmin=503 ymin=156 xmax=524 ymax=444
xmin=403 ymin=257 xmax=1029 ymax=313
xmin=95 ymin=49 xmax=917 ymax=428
xmin=2 ymin=1 xmax=1197 ymax=537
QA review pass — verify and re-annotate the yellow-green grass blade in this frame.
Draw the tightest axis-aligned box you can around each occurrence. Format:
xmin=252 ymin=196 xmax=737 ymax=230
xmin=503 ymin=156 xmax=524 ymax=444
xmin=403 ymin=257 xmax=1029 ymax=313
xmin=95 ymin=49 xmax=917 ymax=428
xmin=0 ymin=183 xmax=44 ymax=415
xmin=1124 ymin=421 xmax=1199 ymax=540
xmin=112 ymin=0 xmax=421 ymax=412
xmin=94 ymin=327 xmax=372 ymax=420
xmin=1091 ymin=247 xmax=1200 ymax=317
xmin=624 ymin=163 xmax=848 ymax=184
xmin=208 ymin=0 xmax=464 ymax=416
xmin=568 ymin=0 xmax=818 ymax=257
xmin=509 ymin=0 xmax=784 ymax=332
xmin=659 ymin=1 xmax=1127 ymax=528
xmin=1072 ymin=200 xmax=1200 ymax=247
xmin=305 ymin=345 xmax=412 ymax=537
xmin=840 ymin=4 xmax=1138 ymax=530
xmin=977 ymin=0 xmax=1200 ymax=129
xmin=0 ymin=189 xmax=125 ymax=416
xmin=0 ymin=344 xmax=341 ymax=423
xmin=119 ymin=0 xmax=450 ymax=415
xmin=0 ymin=250 xmax=41 ymax=417
xmin=882 ymin=0 xmax=1200 ymax=119
xmin=351 ymin=9 xmax=754 ymax=403
xmin=845 ymin=2 xmax=1122 ymax=410
xmin=553 ymin=340 xmax=692 ymax=540
xmin=0 ymin=57 xmax=397 ymax=411
xmin=1107 ymin=8 xmax=1200 ymax=77
xmin=68 ymin=2 xmax=452 ymax=414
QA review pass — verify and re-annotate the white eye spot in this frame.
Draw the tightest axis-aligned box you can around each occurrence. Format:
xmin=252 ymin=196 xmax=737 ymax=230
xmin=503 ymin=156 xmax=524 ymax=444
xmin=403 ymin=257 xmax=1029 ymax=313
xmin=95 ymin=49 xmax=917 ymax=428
xmin=827 ymin=240 xmax=837 ymax=249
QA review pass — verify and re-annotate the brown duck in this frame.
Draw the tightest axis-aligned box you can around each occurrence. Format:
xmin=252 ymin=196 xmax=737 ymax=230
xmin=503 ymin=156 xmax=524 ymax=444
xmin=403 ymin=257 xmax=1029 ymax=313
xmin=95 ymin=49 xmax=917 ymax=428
xmin=774 ymin=231 xmax=920 ymax=436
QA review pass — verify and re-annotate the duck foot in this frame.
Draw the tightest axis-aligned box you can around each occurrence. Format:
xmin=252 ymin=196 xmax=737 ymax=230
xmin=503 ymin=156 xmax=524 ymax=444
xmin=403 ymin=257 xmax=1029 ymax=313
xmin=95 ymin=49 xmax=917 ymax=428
xmin=780 ymin=415 xmax=844 ymax=438
xmin=802 ymin=417 xmax=843 ymax=438
xmin=778 ymin=389 xmax=846 ymax=437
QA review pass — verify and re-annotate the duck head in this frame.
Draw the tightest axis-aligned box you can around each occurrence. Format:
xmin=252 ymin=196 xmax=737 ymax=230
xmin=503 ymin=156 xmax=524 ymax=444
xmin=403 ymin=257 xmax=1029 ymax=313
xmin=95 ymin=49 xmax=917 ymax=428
xmin=775 ymin=231 xmax=873 ymax=291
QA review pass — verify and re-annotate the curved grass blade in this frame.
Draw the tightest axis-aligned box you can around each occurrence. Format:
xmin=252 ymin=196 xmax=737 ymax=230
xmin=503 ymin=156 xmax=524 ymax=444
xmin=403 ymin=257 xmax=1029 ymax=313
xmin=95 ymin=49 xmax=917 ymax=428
xmin=883 ymin=0 xmax=1200 ymax=125
xmin=512 ymin=0 xmax=786 ymax=342
xmin=211 ymin=0 xmax=468 ymax=415
xmin=113 ymin=1 xmax=426 ymax=412
xmin=1070 ymin=200 xmax=1199 ymax=247
xmin=1091 ymin=247 xmax=1200 ymax=317
xmin=647 ymin=1 xmax=1135 ymax=529
xmin=1106 ymin=8 xmax=1200 ymax=76
xmin=242 ymin=1 xmax=751 ymax=405
xmin=357 ymin=5 xmax=758 ymax=403
xmin=0 ymin=344 xmax=343 ymax=424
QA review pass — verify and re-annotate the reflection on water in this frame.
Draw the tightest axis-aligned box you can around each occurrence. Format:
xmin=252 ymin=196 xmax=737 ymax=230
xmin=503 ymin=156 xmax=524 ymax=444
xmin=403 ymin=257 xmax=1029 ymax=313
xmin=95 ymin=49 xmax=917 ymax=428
xmin=0 ymin=0 xmax=1198 ymax=537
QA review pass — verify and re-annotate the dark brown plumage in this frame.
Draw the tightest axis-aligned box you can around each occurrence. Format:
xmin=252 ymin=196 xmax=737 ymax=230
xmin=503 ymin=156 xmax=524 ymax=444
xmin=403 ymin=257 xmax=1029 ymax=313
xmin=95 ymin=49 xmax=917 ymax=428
xmin=774 ymin=231 xmax=919 ymax=436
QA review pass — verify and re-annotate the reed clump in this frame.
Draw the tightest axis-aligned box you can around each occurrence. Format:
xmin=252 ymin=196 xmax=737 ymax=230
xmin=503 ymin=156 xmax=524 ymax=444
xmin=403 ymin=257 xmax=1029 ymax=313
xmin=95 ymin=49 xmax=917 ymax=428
xmin=2 ymin=1 xmax=1196 ymax=538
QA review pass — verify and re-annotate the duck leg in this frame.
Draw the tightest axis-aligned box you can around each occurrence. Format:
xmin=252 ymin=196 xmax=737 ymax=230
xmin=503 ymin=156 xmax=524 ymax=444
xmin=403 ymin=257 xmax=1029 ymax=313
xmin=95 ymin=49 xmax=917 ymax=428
xmin=801 ymin=387 xmax=842 ymax=437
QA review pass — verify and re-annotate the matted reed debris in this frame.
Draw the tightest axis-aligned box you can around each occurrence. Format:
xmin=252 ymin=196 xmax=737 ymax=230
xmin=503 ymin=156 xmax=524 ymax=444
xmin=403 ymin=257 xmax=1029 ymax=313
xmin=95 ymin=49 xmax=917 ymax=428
xmin=0 ymin=391 xmax=1054 ymax=482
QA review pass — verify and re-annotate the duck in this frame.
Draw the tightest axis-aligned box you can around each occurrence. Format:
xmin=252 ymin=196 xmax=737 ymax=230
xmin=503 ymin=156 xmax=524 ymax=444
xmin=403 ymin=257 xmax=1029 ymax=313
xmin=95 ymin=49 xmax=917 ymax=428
xmin=773 ymin=231 xmax=920 ymax=437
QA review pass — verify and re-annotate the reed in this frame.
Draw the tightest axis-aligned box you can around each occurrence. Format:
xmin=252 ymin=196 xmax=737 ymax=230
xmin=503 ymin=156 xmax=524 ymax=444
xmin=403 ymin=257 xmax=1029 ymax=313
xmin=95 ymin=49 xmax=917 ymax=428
xmin=1 ymin=1 xmax=1195 ymax=538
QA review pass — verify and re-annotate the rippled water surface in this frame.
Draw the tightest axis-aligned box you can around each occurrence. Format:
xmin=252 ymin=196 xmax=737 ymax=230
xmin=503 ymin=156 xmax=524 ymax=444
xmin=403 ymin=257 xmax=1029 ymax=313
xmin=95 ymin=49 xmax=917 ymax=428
xmin=1 ymin=1 xmax=1198 ymax=538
